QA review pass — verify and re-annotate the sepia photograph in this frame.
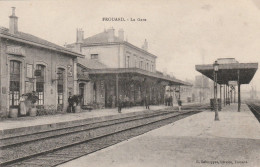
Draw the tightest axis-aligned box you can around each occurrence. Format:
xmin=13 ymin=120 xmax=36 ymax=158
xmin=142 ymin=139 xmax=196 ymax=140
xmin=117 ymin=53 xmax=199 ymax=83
xmin=0 ymin=0 xmax=259 ymax=166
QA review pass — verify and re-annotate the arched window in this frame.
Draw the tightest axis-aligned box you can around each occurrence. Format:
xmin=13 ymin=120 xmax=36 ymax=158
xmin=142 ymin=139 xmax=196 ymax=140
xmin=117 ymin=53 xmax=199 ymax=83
xmin=36 ymin=65 xmax=45 ymax=105
xmin=10 ymin=60 xmax=21 ymax=108
xmin=57 ymin=68 xmax=65 ymax=107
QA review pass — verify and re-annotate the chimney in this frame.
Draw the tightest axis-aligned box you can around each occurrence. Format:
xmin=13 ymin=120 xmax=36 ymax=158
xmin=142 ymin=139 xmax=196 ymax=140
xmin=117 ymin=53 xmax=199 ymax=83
xmin=142 ymin=39 xmax=148 ymax=51
xmin=118 ymin=28 xmax=124 ymax=41
xmin=163 ymin=68 xmax=167 ymax=76
xmin=9 ymin=7 xmax=18 ymax=34
xmin=107 ymin=27 xmax=115 ymax=42
xmin=76 ymin=28 xmax=84 ymax=44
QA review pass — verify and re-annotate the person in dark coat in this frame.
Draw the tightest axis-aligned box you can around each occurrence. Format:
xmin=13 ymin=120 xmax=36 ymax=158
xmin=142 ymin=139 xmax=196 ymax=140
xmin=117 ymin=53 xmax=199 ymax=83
xmin=118 ymin=95 xmax=122 ymax=113
xmin=68 ymin=92 xmax=73 ymax=113
xmin=177 ymin=99 xmax=182 ymax=112
xmin=108 ymin=95 xmax=113 ymax=108
xmin=145 ymin=95 xmax=150 ymax=110
xmin=169 ymin=96 xmax=173 ymax=106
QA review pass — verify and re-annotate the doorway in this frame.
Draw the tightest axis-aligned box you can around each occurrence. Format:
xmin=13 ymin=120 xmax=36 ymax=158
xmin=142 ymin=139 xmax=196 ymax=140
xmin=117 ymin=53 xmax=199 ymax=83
xmin=79 ymin=83 xmax=85 ymax=105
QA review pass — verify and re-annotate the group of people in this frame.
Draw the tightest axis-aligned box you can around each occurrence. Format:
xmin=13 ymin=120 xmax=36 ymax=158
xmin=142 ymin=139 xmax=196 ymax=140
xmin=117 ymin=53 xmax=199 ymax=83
xmin=67 ymin=93 xmax=182 ymax=114
xmin=165 ymin=96 xmax=182 ymax=111
xmin=67 ymin=92 xmax=82 ymax=113
xmin=68 ymin=93 xmax=75 ymax=113
xmin=117 ymin=95 xmax=150 ymax=113
xmin=165 ymin=96 xmax=173 ymax=106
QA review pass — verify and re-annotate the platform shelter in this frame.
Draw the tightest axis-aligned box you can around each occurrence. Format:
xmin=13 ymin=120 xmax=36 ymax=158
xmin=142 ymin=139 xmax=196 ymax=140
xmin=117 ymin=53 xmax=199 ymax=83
xmin=83 ymin=67 xmax=191 ymax=108
xmin=196 ymin=58 xmax=258 ymax=112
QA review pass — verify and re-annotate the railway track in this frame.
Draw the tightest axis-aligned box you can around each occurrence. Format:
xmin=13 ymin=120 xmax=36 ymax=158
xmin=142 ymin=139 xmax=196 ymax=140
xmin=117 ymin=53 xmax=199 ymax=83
xmin=247 ymin=102 xmax=260 ymax=122
xmin=0 ymin=105 xmax=208 ymax=167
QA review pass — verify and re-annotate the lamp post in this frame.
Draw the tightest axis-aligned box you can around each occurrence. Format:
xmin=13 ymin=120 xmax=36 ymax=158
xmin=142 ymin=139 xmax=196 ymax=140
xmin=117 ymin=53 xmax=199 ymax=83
xmin=213 ymin=61 xmax=220 ymax=121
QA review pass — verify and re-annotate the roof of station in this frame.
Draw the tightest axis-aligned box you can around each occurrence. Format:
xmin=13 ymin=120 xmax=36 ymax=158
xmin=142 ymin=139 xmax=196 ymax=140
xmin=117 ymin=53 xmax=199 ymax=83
xmin=88 ymin=68 xmax=192 ymax=86
xmin=196 ymin=59 xmax=258 ymax=85
xmin=66 ymin=29 xmax=157 ymax=58
xmin=78 ymin=58 xmax=107 ymax=69
xmin=0 ymin=27 xmax=84 ymax=58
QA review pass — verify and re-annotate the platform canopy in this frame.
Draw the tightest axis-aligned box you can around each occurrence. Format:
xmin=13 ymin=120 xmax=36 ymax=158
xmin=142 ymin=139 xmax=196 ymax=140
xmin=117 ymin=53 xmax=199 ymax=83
xmin=196 ymin=62 xmax=258 ymax=85
xmin=89 ymin=68 xmax=192 ymax=86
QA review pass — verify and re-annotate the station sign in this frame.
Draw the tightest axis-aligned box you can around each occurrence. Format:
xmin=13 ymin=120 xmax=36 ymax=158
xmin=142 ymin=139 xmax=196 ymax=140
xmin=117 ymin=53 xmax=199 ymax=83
xmin=6 ymin=45 xmax=25 ymax=56
xmin=26 ymin=64 xmax=33 ymax=78
xmin=228 ymin=81 xmax=237 ymax=86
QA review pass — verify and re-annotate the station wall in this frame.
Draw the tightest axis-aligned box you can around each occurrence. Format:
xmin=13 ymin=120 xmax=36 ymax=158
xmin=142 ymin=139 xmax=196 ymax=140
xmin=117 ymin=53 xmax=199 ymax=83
xmin=0 ymin=38 xmax=77 ymax=117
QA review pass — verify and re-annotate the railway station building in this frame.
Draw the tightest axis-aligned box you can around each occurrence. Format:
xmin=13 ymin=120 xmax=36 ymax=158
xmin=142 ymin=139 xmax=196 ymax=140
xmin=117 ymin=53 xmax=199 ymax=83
xmin=0 ymin=8 xmax=83 ymax=117
xmin=67 ymin=28 xmax=191 ymax=108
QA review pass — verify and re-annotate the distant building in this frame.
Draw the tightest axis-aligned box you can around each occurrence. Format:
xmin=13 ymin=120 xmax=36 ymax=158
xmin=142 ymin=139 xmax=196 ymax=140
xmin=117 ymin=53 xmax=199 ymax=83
xmin=67 ymin=28 xmax=156 ymax=72
xmin=67 ymin=28 xmax=190 ymax=108
xmin=193 ymin=75 xmax=212 ymax=102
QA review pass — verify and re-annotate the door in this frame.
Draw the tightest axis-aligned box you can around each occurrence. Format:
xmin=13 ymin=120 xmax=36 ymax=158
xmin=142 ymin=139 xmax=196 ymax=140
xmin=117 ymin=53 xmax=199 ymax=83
xmin=57 ymin=68 xmax=65 ymax=111
xmin=9 ymin=60 xmax=21 ymax=109
xmin=79 ymin=83 xmax=85 ymax=105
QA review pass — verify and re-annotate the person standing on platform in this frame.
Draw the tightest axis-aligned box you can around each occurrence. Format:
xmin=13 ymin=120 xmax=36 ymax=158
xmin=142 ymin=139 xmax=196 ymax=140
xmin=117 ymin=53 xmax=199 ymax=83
xmin=145 ymin=95 xmax=150 ymax=110
xmin=19 ymin=94 xmax=26 ymax=116
xmin=118 ymin=95 xmax=122 ymax=113
xmin=108 ymin=95 xmax=113 ymax=108
xmin=170 ymin=96 xmax=173 ymax=106
xmin=178 ymin=99 xmax=182 ymax=112
xmin=68 ymin=92 xmax=73 ymax=113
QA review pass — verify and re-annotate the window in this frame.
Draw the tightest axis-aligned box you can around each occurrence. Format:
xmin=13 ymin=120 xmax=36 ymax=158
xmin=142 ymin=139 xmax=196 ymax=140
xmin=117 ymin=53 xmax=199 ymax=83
xmin=140 ymin=61 xmax=143 ymax=69
xmin=151 ymin=64 xmax=154 ymax=72
xmin=91 ymin=54 xmax=98 ymax=59
xmin=147 ymin=62 xmax=149 ymax=71
xmin=126 ymin=56 xmax=130 ymax=68
xmin=10 ymin=60 xmax=21 ymax=107
xmin=36 ymin=65 xmax=45 ymax=105
xmin=57 ymin=68 xmax=65 ymax=107
xmin=93 ymin=82 xmax=97 ymax=103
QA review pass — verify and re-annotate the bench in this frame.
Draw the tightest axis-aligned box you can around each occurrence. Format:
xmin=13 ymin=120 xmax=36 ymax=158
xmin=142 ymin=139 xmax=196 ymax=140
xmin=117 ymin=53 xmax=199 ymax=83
xmin=81 ymin=105 xmax=94 ymax=112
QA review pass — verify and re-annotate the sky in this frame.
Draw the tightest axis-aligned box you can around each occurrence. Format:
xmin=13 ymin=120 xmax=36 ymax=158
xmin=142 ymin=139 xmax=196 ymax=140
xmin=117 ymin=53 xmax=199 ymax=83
xmin=0 ymin=0 xmax=260 ymax=91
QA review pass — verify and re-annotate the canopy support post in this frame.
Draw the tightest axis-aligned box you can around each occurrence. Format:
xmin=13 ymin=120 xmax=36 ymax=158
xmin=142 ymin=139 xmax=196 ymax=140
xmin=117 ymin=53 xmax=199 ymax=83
xmin=220 ymin=84 xmax=222 ymax=111
xmin=230 ymin=88 xmax=233 ymax=103
xmin=237 ymin=70 xmax=241 ymax=112
xmin=116 ymin=74 xmax=119 ymax=107
xmin=234 ymin=87 xmax=236 ymax=103
xmin=179 ymin=85 xmax=181 ymax=100
xmin=224 ymin=84 xmax=226 ymax=106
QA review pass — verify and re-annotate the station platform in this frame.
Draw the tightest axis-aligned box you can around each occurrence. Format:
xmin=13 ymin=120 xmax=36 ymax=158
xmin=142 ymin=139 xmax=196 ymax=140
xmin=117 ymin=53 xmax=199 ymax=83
xmin=59 ymin=104 xmax=260 ymax=167
xmin=0 ymin=103 xmax=201 ymax=139
xmin=0 ymin=105 xmax=172 ymax=138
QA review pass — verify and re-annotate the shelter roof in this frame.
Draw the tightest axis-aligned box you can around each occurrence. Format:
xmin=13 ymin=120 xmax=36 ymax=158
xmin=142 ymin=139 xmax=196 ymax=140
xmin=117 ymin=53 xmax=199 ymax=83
xmin=77 ymin=58 xmax=107 ymax=69
xmin=88 ymin=68 xmax=192 ymax=86
xmin=195 ymin=62 xmax=258 ymax=85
